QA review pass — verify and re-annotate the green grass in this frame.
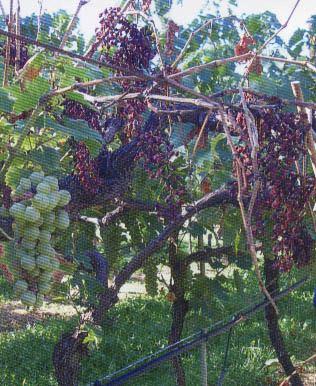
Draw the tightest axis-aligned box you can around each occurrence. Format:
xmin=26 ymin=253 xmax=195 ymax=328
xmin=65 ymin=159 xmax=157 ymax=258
xmin=0 ymin=270 xmax=315 ymax=386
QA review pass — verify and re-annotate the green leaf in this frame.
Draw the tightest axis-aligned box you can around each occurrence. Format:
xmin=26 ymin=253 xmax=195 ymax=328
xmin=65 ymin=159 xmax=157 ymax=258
xmin=0 ymin=88 xmax=14 ymax=113
xmin=10 ymin=77 xmax=50 ymax=114
xmin=27 ymin=146 xmax=60 ymax=173
xmin=39 ymin=117 xmax=102 ymax=143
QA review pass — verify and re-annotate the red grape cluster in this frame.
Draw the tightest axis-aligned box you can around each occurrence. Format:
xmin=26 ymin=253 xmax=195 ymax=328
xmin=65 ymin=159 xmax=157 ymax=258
xmin=142 ymin=0 xmax=152 ymax=12
xmin=234 ymin=33 xmax=263 ymax=75
xmin=234 ymin=107 xmax=315 ymax=271
xmin=94 ymin=7 xmax=155 ymax=71
xmin=63 ymin=100 xmax=102 ymax=135
xmin=94 ymin=7 xmax=156 ymax=138
xmin=73 ymin=142 xmax=101 ymax=194
xmin=165 ymin=20 xmax=179 ymax=56
xmin=134 ymin=126 xmax=185 ymax=217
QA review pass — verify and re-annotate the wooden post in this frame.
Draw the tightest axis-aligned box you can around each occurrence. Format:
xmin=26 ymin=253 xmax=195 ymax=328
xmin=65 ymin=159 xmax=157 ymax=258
xmin=198 ymin=234 xmax=208 ymax=386
xmin=291 ymin=81 xmax=316 ymax=177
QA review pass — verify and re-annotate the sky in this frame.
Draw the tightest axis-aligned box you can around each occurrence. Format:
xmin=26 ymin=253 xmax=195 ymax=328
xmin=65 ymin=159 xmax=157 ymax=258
xmin=2 ymin=0 xmax=315 ymax=43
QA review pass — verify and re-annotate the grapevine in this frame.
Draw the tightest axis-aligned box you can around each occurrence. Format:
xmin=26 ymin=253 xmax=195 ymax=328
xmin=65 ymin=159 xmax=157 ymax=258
xmin=4 ymin=172 xmax=71 ymax=308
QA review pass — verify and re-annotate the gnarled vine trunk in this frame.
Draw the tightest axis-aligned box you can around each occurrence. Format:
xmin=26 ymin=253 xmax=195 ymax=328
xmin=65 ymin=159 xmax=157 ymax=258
xmin=264 ymin=258 xmax=303 ymax=386
xmin=168 ymin=231 xmax=189 ymax=386
xmin=52 ymin=329 xmax=89 ymax=386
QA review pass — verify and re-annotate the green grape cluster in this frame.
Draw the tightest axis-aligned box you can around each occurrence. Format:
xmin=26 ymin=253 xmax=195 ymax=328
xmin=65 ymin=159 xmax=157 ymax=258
xmin=144 ymin=260 xmax=158 ymax=297
xmin=8 ymin=171 xmax=71 ymax=308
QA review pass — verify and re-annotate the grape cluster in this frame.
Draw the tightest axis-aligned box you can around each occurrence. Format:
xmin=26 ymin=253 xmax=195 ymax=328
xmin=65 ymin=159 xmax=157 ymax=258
xmin=144 ymin=259 xmax=158 ymax=297
xmin=63 ymin=100 xmax=102 ymax=135
xmin=142 ymin=0 xmax=152 ymax=12
xmin=95 ymin=7 xmax=156 ymax=138
xmin=94 ymin=7 xmax=155 ymax=71
xmin=5 ymin=172 xmax=71 ymax=308
xmin=165 ymin=20 xmax=179 ymax=56
xmin=134 ymin=128 xmax=185 ymax=217
xmin=234 ymin=34 xmax=262 ymax=75
xmin=234 ymin=107 xmax=315 ymax=271
xmin=73 ymin=141 xmax=101 ymax=194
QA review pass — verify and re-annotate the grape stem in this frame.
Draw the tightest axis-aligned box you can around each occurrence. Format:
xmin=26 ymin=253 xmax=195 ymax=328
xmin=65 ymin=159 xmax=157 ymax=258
xmin=0 ymin=0 xmax=5 ymax=18
xmin=59 ymin=0 xmax=89 ymax=50
xmin=36 ymin=0 xmax=43 ymax=42
xmin=0 ymin=226 xmax=13 ymax=241
xmin=15 ymin=0 xmax=21 ymax=73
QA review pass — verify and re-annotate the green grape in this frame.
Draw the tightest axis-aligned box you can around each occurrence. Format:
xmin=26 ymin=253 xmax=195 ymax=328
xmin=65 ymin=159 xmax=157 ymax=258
xmin=15 ymin=184 xmax=25 ymax=195
xmin=23 ymin=226 xmax=40 ymax=241
xmin=56 ymin=209 xmax=70 ymax=230
xmin=21 ymin=254 xmax=36 ymax=272
xmin=38 ymin=281 xmax=52 ymax=295
xmin=25 ymin=207 xmax=41 ymax=223
xmin=42 ymin=211 xmax=55 ymax=226
xmin=13 ymin=279 xmax=28 ymax=295
xmin=21 ymin=238 xmax=37 ymax=251
xmin=32 ymin=193 xmax=50 ymax=212
xmin=58 ymin=190 xmax=71 ymax=207
xmin=8 ymin=172 xmax=71 ymax=306
xmin=39 ymin=230 xmax=51 ymax=244
xmin=39 ymin=271 xmax=53 ymax=283
xmin=50 ymin=257 xmax=60 ymax=271
xmin=13 ymin=222 xmax=24 ymax=239
xmin=21 ymin=291 xmax=36 ymax=306
xmin=38 ymin=243 xmax=55 ymax=259
xmin=30 ymin=171 xmax=44 ymax=186
xmin=49 ymin=191 xmax=60 ymax=210
xmin=43 ymin=176 xmax=59 ymax=191
xmin=20 ymin=178 xmax=31 ymax=191
xmin=37 ymin=182 xmax=51 ymax=195
xmin=9 ymin=203 xmax=26 ymax=221
xmin=36 ymin=255 xmax=52 ymax=271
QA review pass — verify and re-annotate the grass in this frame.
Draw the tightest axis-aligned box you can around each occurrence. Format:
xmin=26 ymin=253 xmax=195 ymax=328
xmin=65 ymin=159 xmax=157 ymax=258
xmin=0 ymin=269 xmax=315 ymax=386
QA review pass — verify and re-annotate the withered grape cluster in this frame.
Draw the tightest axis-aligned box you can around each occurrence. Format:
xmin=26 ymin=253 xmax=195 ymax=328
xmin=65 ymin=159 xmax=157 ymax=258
xmin=142 ymin=0 xmax=152 ymax=12
xmin=96 ymin=7 xmax=156 ymax=138
xmin=165 ymin=20 xmax=179 ymax=56
xmin=73 ymin=141 xmax=101 ymax=194
xmin=63 ymin=100 xmax=102 ymax=134
xmin=235 ymin=105 xmax=315 ymax=271
xmin=97 ymin=7 xmax=155 ymax=71
xmin=135 ymin=127 xmax=185 ymax=211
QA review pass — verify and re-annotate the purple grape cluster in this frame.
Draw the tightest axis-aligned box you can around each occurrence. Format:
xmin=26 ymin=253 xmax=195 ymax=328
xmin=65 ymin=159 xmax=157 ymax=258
xmin=134 ymin=128 xmax=185 ymax=218
xmin=92 ymin=7 xmax=156 ymax=138
xmin=63 ymin=100 xmax=102 ymax=135
xmin=73 ymin=142 xmax=101 ymax=194
xmin=142 ymin=0 xmax=152 ymax=12
xmin=90 ymin=7 xmax=155 ymax=72
xmin=235 ymin=107 xmax=315 ymax=271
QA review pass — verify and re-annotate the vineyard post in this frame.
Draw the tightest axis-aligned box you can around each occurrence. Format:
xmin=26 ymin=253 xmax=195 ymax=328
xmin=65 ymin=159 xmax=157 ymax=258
xmin=198 ymin=235 xmax=208 ymax=386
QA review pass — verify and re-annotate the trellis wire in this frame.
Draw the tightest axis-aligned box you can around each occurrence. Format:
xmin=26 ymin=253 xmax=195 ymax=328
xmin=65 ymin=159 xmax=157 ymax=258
xmin=89 ymin=276 xmax=309 ymax=386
